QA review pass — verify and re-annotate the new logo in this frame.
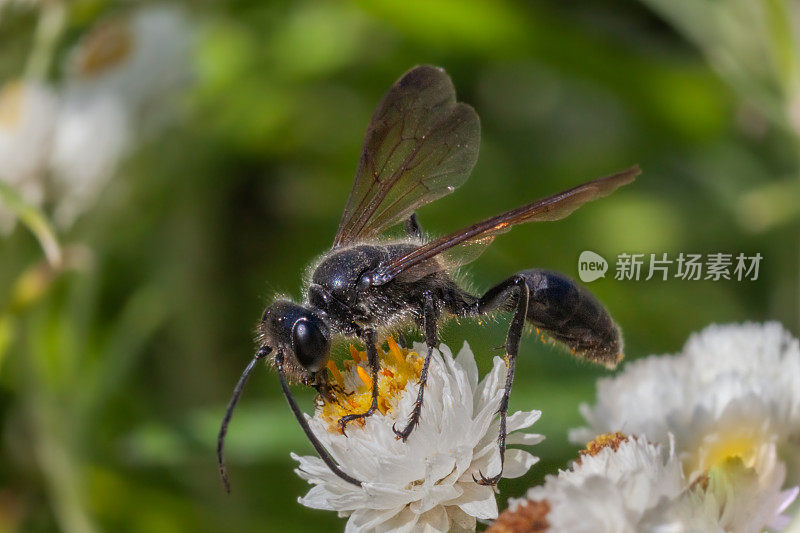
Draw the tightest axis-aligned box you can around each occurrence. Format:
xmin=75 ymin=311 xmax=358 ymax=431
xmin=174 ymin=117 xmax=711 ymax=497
xmin=578 ymin=251 xmax=608 ymax=283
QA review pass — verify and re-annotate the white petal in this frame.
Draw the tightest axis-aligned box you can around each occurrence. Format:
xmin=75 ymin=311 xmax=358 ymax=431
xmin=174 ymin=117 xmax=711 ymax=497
xmin=501 ymin=449 xmax=540 ymax=479
xmin=346 ymin=506 xmax=406 ymax=532
xmin=506 ymin=432 xmax=546 ymax=446
xmin=455 ymin=340 xmax=479 ymax=392
xmin=446 ymin=506 xmax=477 ymax=533
xmin=425 ymin=452 xmax=457 ymax=486
xmin=297 ymin=484 xmax=337 ymax=510
xmin=361 ymin=483 xmax=418 ymax=510
xmin=506 ymin=409 xmax=542 ymax=432
xmin=409 ymin=485 xmax=462 ymax=515
xmin=453 ymin=482 xmax=498 ymax=519
xmin=475 ymin=356 xmax=506 ymax=411
xmin=415 ymin=505 xmax=450 ymax=532
xmin=376 ymin=506 xmax=419 ymax=533
xmin=292 ymin=453 xmax=351 ymax=487
xmin=471 ymin=389 xmax=504 ymax=438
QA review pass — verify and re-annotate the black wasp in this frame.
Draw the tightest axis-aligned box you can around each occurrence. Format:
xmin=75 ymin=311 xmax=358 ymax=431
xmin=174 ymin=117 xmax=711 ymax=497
xmin=217 ymin=65 xmax=639 ymax=491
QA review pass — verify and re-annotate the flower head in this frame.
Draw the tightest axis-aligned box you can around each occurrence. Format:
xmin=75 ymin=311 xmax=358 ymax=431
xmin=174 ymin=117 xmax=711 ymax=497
xmin=518 ymin=434 xmax=685 ymax=532
xmin=572 ymin=322 xmax=800 ymax=484
xmin=48 ymin=5 xmax=194 ymax=226
xmin=293 ymin=340 xmax=543 ymax=532
xmin=491 ymin=433 xmax=796 ymax=533
xmin=63 ymin=5 xmax=193 ymax=111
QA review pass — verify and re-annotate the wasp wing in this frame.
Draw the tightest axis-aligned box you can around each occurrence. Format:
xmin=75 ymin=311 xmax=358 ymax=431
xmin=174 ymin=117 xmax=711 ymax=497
xmin=369 ymin=166 xmax=641 ymax=284
xmin=332 ymin=65 xmax=480 ymax=247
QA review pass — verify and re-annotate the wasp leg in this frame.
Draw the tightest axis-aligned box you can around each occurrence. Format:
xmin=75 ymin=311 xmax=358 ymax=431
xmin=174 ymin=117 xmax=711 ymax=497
xmin=472 ymin=275 xmax=530 ymax=486
xmin=338 ymin=328 xmax=380 ymax=435
xmin=393 ymin=291 xmax=438 ymax=441
xmin=404 ymin=213 xmax=423 ymax=240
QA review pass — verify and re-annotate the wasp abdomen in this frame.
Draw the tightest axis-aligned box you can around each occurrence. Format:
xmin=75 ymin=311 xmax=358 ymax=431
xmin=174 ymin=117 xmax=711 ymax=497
xmin=520 ymin=270 xmax=623 ymax=368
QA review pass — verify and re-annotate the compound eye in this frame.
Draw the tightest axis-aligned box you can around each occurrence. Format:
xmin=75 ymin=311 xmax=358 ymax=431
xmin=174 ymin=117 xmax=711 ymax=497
xmin=291 ymin=318 xmax=330 ymax=372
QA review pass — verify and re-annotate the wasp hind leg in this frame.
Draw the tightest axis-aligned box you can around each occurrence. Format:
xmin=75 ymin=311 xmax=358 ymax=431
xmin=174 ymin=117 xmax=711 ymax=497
xmin=338 ymin=328 xmax=381 ymax=435
xmin=392 ymin=291 xmax=438 ymax=441
xmin=472 ymin=275 xmax=530 ymax=486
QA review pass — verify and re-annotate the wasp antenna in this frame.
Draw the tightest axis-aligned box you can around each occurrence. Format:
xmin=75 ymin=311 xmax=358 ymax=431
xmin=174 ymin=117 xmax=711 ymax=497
xmin=217 ymin=347 xmax=271 ymax=493
xmin=276 ymin=353 xmax=363 ymax=487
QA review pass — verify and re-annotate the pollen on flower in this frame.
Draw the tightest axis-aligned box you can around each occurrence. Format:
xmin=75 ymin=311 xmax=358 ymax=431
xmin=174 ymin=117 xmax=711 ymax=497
xmin=319 ymin=336 xmax=423 ymax=433
xmin=75 ymin=19 xmax=134 ymax=77
xmin=579 ymin=432 xmax=629 ymax=460
xmin=487 ymin=499 xmax=550 ymax=533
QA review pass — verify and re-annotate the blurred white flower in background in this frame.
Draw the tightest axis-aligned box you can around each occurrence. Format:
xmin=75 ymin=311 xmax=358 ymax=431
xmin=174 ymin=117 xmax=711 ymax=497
xmin=50 ymin=5 xmax=193 ymax=227
xmin=0 ymin=80 xmax=57 ymax=231
xmin=489 ymin=433 xmax=796 ymax=533
xmin=657 ymin=445 xmax=797 ymax=532
xmin=49 ymin=92 xmax=130 ymax=226
xmin=572 ymin=322 xmax=800 ymax=487
xmin=0 ymin=4 xmax=193 ymax=230
xmin=293 ymin=340 xmax=544 ymax=533
xmin=62 ymin=5 xmax=193 ymax=119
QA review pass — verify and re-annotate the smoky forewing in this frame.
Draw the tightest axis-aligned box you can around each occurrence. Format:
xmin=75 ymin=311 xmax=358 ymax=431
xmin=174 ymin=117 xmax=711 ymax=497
xmin=394 ymin=235 xmax=495 ymax=282
xmin=333 ymin=65 xmax=480 ymax=247
xmin=384 ymin=166 xmax=641 ymax=284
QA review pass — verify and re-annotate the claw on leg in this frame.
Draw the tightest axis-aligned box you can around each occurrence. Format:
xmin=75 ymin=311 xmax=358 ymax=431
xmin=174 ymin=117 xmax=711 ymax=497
xmin=472 ymin=470 xmax=502 ymax=486
xmin=337 ymin=408 xmax=376 ymax=436
xmin=392 ymin=412 xmax=420 ymax=441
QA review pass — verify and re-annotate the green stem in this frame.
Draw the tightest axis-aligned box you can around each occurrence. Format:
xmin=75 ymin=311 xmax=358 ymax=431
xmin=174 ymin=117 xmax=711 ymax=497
xmin=29 ymin=395 xmax=97 ymax=533
xmin=24 ymin=0 xmax=67 ymax=81
xmin=0 ymin=182 xmax=62 ymax=269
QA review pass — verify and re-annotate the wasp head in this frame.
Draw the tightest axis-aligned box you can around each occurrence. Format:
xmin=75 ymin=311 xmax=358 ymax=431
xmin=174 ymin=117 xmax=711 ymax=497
xmin=258 ymin=300 xmax=331 ymax=386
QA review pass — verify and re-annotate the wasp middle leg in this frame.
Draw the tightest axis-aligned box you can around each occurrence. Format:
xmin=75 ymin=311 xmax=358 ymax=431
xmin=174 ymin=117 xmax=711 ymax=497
xmin=338 ymin=328 xmax=381 ymax=435
xmin=392 ymin=291 xmax=439 ymax=441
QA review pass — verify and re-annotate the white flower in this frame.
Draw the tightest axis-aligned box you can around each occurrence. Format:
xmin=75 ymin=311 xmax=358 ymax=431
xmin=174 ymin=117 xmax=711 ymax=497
xmin=63 ymin=5 xmax=193 ymax=113
xmin=571 ymin=322 xmax=800 ymax=484
xmin=653 ymin=449 xmax=799 ymax=533
xmin=497 ymin=435 xmax=685 ymax=533
xmin=0 ymin=80 xmax=57 ymax=232
xmin=49 ymin=92 xmax=130 ymax=227
xmin=47 ymin=5 xmax=193 ymax=227
xmin=293 ymin=340 xmax=544 ymax=533
xmin=491 ymin=434 xmax=797 ymax=533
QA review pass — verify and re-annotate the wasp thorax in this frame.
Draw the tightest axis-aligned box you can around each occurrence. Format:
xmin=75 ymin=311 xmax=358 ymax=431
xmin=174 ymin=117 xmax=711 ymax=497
xmin=259 ymin=300 xmax=331 ymax=374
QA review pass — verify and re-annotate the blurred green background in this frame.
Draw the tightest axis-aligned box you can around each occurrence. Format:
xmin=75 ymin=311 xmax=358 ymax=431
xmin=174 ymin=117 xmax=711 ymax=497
xmin=1 ymin=0 xmax=799 ymax=531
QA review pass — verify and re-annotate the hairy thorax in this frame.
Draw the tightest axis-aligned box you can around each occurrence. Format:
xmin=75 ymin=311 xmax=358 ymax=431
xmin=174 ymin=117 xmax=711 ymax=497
xmin=307 ymin=242 xmax=458 ymax=333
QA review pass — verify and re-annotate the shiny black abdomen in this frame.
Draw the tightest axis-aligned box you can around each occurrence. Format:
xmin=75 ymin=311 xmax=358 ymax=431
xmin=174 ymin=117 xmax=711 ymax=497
xmin=523 ymin=269 xmax=621 ymax=363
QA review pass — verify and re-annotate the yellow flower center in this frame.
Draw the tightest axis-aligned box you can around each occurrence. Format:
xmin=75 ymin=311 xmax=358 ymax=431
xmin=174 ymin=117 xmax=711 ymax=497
xmin=319 ymin=336 xmax=423 ymax=433
xmin=0 ymin=81 xmax=24 ymax=129
xmin=74 ymin=19 xmax=134 ymax=77
xmin=694 ymin=429 xmax=761 ymax=474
